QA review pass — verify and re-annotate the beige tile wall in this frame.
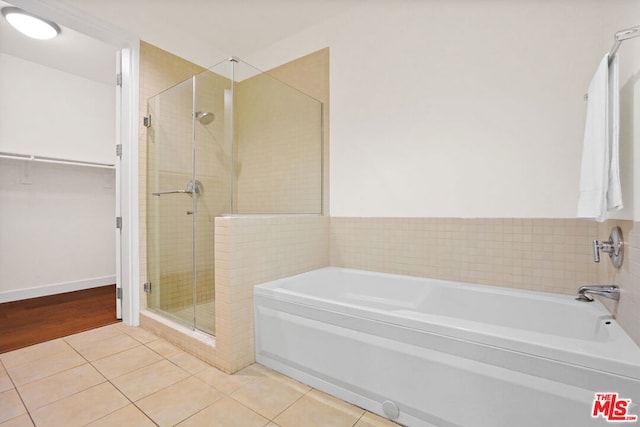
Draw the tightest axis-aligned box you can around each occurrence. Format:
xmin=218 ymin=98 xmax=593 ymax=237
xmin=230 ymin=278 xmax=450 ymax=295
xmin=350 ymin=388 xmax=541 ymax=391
xmin=261 ymin=48 xmax=330 ymax=215
xmin=235 ymin=72 xmax=322 ymax=214
xmin=330 ymin=217 xmax=639 ymax=346
xmin=143 ymin=214 xmax=639 ymax=370
xmin=215 ymin=215 xmax=330 ymax=372
xmin=330 ymin=217 xmax=601 ymax=295
xmin=601 ymin=220 xmax=640 ymax=345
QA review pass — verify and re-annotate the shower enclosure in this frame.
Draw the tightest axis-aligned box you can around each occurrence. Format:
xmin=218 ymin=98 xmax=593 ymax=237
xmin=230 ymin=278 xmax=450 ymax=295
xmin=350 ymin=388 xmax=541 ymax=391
xmin=146 ymin=58 xmax=322 ymax=335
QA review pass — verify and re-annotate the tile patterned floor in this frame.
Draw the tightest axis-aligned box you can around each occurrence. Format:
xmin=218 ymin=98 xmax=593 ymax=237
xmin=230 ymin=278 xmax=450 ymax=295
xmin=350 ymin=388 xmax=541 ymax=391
xmin=0 ymin=324 xmax=399 ymax=426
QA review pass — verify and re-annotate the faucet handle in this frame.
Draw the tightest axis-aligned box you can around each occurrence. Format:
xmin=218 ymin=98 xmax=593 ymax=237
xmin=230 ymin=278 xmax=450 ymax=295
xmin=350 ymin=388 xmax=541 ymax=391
xmin=592 ymin=239 xmax=601 ymax=263
xmin=591 ymin=227 xmax=623 ymax=269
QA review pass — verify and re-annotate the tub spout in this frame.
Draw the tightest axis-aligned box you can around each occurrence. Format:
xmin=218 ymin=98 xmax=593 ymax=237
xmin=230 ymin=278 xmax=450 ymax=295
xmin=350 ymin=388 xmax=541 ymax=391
xmin=575 ymin=285 xmax=620 ymax=302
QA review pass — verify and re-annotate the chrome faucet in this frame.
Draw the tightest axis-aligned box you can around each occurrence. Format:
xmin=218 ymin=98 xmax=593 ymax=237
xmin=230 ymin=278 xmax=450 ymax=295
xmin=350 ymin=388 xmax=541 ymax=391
xmin=575 ymin=285 xmax=620 ymax=302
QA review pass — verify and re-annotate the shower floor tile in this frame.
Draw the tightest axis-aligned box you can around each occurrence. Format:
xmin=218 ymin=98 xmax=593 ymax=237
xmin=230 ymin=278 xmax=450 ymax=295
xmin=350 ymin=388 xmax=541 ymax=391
xmin=0 ymin=324 xmax=400 ymax=427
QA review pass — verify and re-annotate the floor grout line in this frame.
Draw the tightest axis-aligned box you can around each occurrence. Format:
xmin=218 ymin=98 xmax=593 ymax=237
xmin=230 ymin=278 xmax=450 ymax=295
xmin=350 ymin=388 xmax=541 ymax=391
xmin=3 ymin=324 xmax=395 ymax=427
xmin=265 ymin=384 xmax=312 ymax=423
xmin=97 ymin=372 xmax=159 ymax=427
xmin=7 ymin=325 xmax=146 ymax=426
xmin=1 ymin=358 xmax=36 ymax=427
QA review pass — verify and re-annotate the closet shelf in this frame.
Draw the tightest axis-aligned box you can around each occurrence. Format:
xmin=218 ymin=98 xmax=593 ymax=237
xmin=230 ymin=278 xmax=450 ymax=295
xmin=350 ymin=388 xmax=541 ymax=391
xmin=0 ymin=152 xmax=115 ymax=169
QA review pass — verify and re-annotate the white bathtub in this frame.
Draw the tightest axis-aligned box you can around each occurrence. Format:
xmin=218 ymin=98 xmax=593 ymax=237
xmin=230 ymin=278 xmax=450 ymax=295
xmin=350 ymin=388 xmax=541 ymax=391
xmin=254 ymin=267 xmax=640 ymax=427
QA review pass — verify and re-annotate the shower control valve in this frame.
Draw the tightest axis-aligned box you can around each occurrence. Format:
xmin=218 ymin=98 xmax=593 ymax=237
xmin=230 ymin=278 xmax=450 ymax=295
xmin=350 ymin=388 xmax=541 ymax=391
xmin=592 ymin=226 xmax=623 ymax=269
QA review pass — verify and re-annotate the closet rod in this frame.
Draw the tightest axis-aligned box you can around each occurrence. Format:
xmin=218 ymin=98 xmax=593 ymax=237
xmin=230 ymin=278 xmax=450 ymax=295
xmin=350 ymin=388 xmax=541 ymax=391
xmin=0 ymin=152 xmax=115 ymax=169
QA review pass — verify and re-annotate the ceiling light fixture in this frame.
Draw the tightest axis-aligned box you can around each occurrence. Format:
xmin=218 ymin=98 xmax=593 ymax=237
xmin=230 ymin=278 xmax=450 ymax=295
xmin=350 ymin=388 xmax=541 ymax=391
xmin=2 ymin=7 xmax=60 ymax=40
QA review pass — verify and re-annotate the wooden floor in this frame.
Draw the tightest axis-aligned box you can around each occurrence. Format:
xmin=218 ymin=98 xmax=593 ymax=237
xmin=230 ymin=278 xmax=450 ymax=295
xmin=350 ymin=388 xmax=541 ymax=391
xmin=0 ymin=285 xmax=119 ymax=354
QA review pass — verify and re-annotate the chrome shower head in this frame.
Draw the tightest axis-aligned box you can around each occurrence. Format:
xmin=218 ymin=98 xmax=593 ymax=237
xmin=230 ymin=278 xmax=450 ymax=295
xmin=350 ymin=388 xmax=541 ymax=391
xmin=196 ymin=111 xmax=214 ymax=125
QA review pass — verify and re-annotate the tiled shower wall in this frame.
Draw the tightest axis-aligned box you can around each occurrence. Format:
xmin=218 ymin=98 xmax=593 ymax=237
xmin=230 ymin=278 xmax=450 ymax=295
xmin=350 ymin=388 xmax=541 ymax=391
xmin=215 ymin=215 xmax=330 ymax=372
xmin=260 ymin=48 xmax=330 ymax=215
xmin=235 ymin=72 xmax=323 ymax=214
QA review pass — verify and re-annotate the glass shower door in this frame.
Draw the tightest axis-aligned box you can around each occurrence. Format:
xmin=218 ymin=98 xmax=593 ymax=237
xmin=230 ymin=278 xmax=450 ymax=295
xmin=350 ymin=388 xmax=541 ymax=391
xmin=146 ymin=67 xmax=231 ymax=336
xmin=191 ymin=68 xmax=232 ymax=335
xmin=146 ymin=78 xmax=197 ymax=330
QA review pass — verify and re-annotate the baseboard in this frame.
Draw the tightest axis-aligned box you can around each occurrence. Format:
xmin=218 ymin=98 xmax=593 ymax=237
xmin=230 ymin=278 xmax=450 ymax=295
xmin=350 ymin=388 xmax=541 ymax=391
xmin=0 ymin=276 xmax=116 ymax=303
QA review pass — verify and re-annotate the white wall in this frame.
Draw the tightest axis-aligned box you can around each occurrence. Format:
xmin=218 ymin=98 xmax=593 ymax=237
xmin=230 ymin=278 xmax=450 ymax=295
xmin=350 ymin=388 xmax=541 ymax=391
xmin=0 ymin=160 xmax=116 ymax=301
xmin=0 ymin=53 xmax=116 ymax=301
xmin=245 ymin=0 xmax=639 ymax=219
xmin=0 ymin=53 xmax=115 ymax=164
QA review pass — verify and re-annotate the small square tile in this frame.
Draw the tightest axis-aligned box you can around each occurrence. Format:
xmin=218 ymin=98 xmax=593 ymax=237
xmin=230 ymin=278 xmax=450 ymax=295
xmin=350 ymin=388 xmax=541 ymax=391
xmin=177 ymin=397 xmax=268 ymax=427
xmin=31 ymin=382 xmax=129 ymax=427
xmin=137 ymin=376 xmax=222 ymax=427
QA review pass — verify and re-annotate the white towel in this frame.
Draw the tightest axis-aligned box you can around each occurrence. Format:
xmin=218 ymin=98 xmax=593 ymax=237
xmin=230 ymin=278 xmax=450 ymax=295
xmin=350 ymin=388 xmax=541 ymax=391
xmin=577 ymin=54 xmax=622 ymax=222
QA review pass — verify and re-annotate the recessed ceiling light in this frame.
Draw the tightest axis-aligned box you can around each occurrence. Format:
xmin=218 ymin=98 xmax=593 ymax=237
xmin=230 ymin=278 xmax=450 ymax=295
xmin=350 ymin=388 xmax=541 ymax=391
xmin=2 ymin=7 xmax=60 ymax=40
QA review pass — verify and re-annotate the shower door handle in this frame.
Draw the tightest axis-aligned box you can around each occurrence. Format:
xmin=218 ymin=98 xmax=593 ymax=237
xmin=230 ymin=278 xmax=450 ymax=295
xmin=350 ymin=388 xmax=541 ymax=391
xmin=152 ymin=180 xmax=203 ymax=198
xmin=152 ymin=189 xmax=190 ymax=196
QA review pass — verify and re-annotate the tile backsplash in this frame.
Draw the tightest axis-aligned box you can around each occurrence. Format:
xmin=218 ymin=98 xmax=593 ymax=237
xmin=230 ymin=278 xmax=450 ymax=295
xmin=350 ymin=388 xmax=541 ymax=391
xmin=330 ymin=217 xmax=601 ymax=295
xmin=330 ymin=217 xmax=639 ymax=346
xmin=602 ymin=220 xmax=640 ymax=345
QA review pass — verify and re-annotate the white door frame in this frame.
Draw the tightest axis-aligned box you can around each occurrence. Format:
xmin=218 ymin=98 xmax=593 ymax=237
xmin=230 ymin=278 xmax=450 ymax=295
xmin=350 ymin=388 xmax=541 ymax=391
xmin=11 ymin=0 xmax=141 ymax=326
